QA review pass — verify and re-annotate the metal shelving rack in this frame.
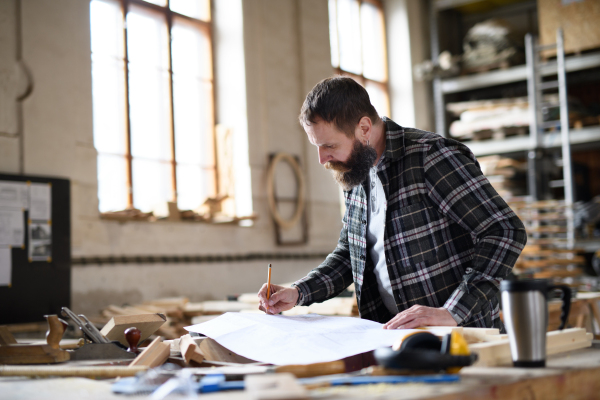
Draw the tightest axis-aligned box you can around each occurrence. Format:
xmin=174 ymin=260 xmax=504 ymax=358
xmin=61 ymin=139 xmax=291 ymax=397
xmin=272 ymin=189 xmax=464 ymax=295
xmin=429 ymin=0 xmax=600 ymax=155
xmin=429 ymin=0 xmax=600 ymax=252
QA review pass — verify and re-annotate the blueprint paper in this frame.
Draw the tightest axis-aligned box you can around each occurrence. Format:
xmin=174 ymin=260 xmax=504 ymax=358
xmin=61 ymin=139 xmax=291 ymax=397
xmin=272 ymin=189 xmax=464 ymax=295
xmin=186 ymin=313 xmax=422 ymax=365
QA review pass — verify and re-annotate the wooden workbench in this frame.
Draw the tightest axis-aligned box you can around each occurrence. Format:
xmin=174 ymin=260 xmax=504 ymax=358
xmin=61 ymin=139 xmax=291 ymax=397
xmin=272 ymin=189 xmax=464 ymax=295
xmin=2 ymin=345 xmax=599 ymax=400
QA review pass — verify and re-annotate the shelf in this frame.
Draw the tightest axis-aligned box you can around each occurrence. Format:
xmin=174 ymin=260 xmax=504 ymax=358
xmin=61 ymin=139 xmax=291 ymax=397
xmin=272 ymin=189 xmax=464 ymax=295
xmin=441 ymin=51 xmax=600 ymax=94
xmin=466 ymin=125 xmax=600 ymax=157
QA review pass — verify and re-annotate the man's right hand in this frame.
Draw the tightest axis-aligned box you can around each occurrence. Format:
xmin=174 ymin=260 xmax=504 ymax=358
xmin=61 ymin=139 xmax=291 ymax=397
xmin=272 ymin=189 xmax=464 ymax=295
xmin=257 ymin=284 xmax=299 ymax=315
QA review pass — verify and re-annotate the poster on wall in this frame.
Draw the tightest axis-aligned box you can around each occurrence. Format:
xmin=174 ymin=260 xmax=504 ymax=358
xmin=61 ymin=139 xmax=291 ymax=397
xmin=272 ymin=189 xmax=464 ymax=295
xmin=0 ymin=181 xmax=29 ymax=209
xmin=29 ymin=183 xmax=52 ymax=220
xmin=0 ymin=209 xmax=25 ymax=247
xmin=28 ymin=221 xmax=52 ymax=262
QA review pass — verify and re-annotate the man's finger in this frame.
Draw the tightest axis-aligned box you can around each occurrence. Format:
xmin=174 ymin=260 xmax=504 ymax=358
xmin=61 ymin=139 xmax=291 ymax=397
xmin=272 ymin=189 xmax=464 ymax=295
xmin=268 ymin=289 xmax=287 ymax=305
xmin=384 ymin=312 xmax=417 ymax=329
xmin=397 ymin=317 xmax=428 ymax=329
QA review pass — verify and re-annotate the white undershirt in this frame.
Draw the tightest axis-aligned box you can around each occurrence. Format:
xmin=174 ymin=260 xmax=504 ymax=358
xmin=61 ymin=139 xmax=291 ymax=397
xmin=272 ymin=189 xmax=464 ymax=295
xmin=365 ymin=158 xmax=398 ymax=315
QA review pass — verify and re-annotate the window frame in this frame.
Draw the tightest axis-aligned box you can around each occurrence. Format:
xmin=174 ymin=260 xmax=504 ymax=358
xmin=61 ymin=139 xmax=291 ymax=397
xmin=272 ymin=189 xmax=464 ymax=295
xmin=329 ymin=0 xmax=391 ymax=117
xmin=93 ymin=0 xmax=218 ymax=211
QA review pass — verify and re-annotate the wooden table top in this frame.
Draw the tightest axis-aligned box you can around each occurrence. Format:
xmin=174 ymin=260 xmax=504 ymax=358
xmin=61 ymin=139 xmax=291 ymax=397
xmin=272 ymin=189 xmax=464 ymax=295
xmin=2 ymin=345 xmax=599 ymax=400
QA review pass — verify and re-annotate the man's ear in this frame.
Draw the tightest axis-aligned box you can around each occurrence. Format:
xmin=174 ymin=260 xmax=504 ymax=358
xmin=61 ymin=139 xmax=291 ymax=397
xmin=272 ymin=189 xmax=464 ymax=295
xmin=356 ymin=116 xmax=373 ymax=143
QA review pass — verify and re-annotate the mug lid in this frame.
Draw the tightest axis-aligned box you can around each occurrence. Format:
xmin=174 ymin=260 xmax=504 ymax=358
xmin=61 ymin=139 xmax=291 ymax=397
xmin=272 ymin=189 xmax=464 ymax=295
xmin=500 ymin=279 xmax=548 ymax=292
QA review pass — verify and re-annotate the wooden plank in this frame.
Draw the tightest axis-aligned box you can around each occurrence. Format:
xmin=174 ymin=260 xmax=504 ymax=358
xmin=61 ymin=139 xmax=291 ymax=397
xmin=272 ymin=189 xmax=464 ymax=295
xmin=100 ymin=314 xmax=166 ymax=347
xmin=0 ymin=365 xmax=147 ymax=378
xmin=179 ymin=334 xmax=204 ymax=365
xmin=0 ymin=326 xmax=17 ymax=345
xmin=470 ymin=328 xmax=592 ymax=367
xmin=128 ymin=337 xmax=170 ymax=368
xmin=199 ymin=338 xmax=257 ymax=364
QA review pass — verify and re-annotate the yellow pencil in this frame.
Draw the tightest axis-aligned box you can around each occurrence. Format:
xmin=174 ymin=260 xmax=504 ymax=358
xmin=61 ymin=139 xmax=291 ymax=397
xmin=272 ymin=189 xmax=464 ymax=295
xmin=266 ymin=264 xmax=272 ymax=312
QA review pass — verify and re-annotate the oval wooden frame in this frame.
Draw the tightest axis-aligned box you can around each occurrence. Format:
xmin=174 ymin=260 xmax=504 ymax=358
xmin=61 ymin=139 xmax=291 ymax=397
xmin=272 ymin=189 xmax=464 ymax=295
xmin=266 ymin=153 xmax=306 ymax=230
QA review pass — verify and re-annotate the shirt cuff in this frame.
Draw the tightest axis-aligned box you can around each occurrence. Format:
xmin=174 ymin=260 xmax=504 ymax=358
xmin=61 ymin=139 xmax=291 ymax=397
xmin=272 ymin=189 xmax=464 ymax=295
xmin=291 ymin=283 xmax=306 ymax=306
xmin=445 ymin=307 xmax=464 ymax=325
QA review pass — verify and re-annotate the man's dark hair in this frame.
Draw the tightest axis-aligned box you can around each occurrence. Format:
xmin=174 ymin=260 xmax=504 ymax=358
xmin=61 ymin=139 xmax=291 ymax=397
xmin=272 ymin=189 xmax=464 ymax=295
xmin=299 ymin=76 xmax=381 ymax=138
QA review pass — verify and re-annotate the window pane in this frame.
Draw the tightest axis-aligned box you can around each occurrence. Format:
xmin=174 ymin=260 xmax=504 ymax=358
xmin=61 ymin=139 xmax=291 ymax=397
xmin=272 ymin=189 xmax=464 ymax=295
xmin=92 ymin=57 xmax=127 ymax=155
xmin=127 ymin=6 xmax=172 ymax=161
xmin=127 ymin=6 xmax=169 ymax=70
xmin=361 ymin=2 xmax=387 ymax=82
xmin=172 ymin=18 xmax=212 ymax=80
xmin=132 ymin=159 xmax=173 ymax=212
xmin=170 ymin=0 xmax=211 ymax=21
xmin=365 ymin=81 xmax=390 ymax=118
xmin=173 ymin=77 xmax=215 ymax=166
xmin=328 ymin=0 xmax=339 ymax=68
xmin=90 ymin=0 xmax=124 ymax=58
xmin=97 ymin=154 xmax=128 ymax=212
xmin=176 ymin=165 xmax=215 ymax=210
xmin=337 ymin=0 xmax=362 ymax=75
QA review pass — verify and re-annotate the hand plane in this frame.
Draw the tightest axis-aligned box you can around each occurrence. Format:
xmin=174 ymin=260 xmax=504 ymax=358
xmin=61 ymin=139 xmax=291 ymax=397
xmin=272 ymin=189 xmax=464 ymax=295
xmin=61 ymin=307 xmax=137 ymax=360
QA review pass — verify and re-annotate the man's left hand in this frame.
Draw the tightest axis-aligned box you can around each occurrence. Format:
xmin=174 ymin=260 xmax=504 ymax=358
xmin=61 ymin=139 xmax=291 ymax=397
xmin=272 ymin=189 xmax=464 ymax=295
xmin=383 ymin=305 xmax=457 ymax=329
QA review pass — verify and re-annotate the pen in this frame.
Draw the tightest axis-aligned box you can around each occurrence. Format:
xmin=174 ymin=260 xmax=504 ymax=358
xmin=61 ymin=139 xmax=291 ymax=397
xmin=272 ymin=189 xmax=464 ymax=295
xmin=266 ymin=264 xmax=272 ymax=312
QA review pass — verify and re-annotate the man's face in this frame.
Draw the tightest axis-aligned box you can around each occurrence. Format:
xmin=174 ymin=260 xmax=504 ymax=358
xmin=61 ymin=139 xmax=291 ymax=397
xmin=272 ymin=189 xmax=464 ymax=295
xmin=304 ymin=119 xmax=377 ymax=191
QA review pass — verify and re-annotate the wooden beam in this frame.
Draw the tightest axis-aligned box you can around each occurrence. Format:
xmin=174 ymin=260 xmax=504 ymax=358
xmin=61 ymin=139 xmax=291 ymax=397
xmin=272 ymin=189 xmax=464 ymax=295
xmin=179 ymin=334 xmax=204 ymax=365
xmin=128 ymin=337 xmax=170 ymax=368
xmin=100 ymin=314 xmax=166 ymax=347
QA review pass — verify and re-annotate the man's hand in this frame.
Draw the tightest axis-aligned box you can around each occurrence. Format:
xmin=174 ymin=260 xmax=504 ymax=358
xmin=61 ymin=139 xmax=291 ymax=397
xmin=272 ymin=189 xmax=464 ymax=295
xmin=257 ymin=284 xmax=299 ymax=315
xmin=383 ymin=305 xmax=457 ymax=329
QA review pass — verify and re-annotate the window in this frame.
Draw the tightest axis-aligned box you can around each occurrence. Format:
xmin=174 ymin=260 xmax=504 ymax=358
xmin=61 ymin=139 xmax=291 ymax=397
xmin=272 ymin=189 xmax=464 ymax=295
xmin=90 ymin=0 xmax=215 ymax=213
xmin=328 ymin=0 xmax=390 ymax=117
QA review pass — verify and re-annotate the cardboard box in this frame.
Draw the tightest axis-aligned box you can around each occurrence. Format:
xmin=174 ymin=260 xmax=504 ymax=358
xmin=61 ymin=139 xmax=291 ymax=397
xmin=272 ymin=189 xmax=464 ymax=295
xmin=538 ymin=0 xmax=600 ymax=56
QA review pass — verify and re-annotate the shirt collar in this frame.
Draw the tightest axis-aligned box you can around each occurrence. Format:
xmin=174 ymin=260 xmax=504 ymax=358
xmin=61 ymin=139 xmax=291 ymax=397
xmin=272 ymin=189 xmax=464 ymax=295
xmin=381 ymin=116 xmax=405 ymax=161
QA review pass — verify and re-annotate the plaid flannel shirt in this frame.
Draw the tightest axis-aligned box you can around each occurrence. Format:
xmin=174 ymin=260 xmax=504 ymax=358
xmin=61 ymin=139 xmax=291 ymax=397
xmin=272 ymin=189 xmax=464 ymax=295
xmin=293 ymin=118 xmax=527 ymax=328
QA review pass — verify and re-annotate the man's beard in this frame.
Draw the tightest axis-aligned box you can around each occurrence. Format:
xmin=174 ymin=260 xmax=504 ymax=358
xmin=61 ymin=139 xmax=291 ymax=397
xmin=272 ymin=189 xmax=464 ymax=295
xmin=325 ymin=139 xmax=378 ymax=191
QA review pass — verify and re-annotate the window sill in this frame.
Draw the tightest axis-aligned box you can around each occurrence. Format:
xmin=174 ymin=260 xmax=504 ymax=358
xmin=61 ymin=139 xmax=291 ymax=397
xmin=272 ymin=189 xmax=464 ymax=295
xmin=100 ymin=208 xmax=257 ymax=226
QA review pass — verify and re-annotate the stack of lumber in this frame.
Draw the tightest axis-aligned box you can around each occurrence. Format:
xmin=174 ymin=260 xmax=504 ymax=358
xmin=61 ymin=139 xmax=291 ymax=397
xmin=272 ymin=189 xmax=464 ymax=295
xmin=508 ymin=199 xmax=585 ymax=279
xmin=447 ymin=97 xmax=531 ymax=141
xmin=478 ymin=155 xmax=527 ymax=200
xmin=514 ymin=244 xmax=585 ymax=279
xmin=99 ymin=290 xmax=360 ymax=340
xmin=447 ymin=94 xmax=598 ymax=141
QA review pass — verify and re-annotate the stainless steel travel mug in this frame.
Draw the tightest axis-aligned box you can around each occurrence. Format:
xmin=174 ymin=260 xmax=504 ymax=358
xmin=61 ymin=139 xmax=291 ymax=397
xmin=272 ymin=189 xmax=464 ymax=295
xmin=500 ymin=279 xmax=571 ymax=367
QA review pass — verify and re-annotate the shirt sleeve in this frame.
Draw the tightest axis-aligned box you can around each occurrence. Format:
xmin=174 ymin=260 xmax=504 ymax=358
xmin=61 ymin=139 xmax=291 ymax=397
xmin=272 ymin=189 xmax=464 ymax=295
xmin=292 ymin=215 xmax=354 ymax=306
xmin=424 ymin=140 xmax=527 ymax=325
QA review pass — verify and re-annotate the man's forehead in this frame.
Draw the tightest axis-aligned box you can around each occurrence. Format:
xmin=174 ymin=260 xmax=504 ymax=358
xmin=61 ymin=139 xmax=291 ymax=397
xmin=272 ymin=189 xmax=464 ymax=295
xmin=304 ymin=120 xmax=348 ymax=144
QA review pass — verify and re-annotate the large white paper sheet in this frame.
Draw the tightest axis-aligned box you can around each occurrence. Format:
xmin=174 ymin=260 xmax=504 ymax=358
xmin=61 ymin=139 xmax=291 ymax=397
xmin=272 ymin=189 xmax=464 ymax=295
xmin=0 ymin=248 xmax=11 ymax=286
xmin=0 ymin=209 xmax=25 ymax=247
xmin=29 ymin=183 xmax=52 ymax=220
xmin=0 ymin=181 xmax=28 ymax=209
xmin=186 ymin=313 xmax=420 ymax=365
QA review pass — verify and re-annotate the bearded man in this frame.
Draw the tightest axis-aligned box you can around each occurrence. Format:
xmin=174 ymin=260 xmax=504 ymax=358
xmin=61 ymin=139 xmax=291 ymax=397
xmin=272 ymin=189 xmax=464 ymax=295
xmin=258 ymin=76 xmax=527 ymax=330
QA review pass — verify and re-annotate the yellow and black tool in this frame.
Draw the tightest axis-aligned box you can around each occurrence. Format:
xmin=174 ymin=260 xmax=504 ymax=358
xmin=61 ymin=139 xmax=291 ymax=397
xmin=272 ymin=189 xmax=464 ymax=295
xmin=374 ymin=331 xmax=477 ymax=373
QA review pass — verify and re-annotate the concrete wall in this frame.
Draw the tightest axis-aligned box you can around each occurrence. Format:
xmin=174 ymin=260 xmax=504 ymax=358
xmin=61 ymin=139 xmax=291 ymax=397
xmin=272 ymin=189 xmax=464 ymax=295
xmin=0 ymin=0 xmax=429 ymax=316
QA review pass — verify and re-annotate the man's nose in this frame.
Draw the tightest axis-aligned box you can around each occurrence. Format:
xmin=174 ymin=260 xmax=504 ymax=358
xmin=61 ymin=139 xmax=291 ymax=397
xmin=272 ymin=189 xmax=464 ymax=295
xmin=318 ymin=148 xmax=330 ymax=165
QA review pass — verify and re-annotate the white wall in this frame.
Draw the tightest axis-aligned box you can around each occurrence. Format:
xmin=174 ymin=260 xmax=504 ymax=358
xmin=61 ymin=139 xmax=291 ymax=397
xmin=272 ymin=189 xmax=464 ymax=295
xmin=384 ymin=0 xmax=434 ymax=131
xmin=0 ymin=0 xmax=431 ymax=316
xmin=0 ymin=0 xmax=343 ymax=316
